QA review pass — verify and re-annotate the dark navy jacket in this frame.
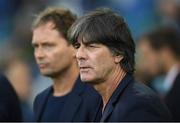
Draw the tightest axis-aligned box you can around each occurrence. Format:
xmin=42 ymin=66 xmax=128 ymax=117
xmin=165 ymin=72 xmax=180 ymax=121
xmin=0 ymin=74 xmax=22 ymax=121
xmin=98 ymin=74 xmax=172 ymax=122
xmin=33 ymin=77 xmax=101 ymax=122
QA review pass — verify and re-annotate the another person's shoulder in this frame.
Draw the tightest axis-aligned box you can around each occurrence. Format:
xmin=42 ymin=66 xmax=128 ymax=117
xmin=126 ymin=80 xmax=171 ymax=120
xmin=33 ymin=86 xmax=52 ymax=108
xmin=132 ymin=81 xmax=158 ymax=99
xmin=34 ymin=86 xmax=52 ymax=101
xmin=0 ymin=73 xmax=9 ymax=84
xmin=0 ymin=73 xmax=5 ymax=79
xmin=33 ymin=86 xmax=52 ymax=115
xmin=0 ymin=73 xmax=22 ymax=121
xmin=127 ymin=80 xmax=164 ymax=106
xmin=0 ymin=74 xmax=9 ymax=90
xmin=119 ymin=75 xmax=159 ymax=102
xmin=0 ymin=73 xmax=17 ymax=96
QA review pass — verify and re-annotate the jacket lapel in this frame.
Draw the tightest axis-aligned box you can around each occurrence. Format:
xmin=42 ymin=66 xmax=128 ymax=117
xmin=100 ymin=74 xmax=133 ymax=122
xmin=36 ymin=87 xmax=52 ymax=121
xmin=58 ymin=77 xmax=84 ymax=121
xmin=100 ymin=103 xmax=114 ymax=121
xmin=92 ymin=98 xmax=103 ymax=122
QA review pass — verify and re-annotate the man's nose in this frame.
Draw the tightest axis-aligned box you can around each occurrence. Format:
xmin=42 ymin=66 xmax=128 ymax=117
xmin=35 ymin=48 xmax=45 ymax=59
xmin=76 ymin=46 xmax=86 ymax=60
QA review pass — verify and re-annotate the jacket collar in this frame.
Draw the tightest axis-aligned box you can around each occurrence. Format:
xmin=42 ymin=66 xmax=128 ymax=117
xmin=36 ymin=76 xmax=85 ymax=121
xmin=100 ymin=74 xmax=134 ymax=122
xmin=58 ymin=76 xmax=85 ymax=121
xmin=36 ymin=86 xmax=52 ymax=121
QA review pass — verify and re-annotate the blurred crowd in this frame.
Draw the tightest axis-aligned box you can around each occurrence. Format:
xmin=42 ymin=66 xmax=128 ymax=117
xmin=0 ymin=0 xmax=180 ymax=121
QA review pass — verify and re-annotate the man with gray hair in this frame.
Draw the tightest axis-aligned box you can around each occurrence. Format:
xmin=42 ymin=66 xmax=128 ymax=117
xmin=68 ymin=8 xmax=172 ymax=121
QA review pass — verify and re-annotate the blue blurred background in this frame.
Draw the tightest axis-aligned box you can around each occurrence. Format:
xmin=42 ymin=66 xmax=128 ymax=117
xmin=0 ymin=0 xmax=179 ymax=121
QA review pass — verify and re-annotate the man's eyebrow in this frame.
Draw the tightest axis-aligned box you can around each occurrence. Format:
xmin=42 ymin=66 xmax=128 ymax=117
xmin=83 ymin=40 xmax=96 ymax=45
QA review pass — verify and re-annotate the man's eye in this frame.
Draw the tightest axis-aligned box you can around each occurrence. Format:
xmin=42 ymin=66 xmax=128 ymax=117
xmin=32 ymin=44 xmax=37 ymax=48
xmin=88 ymin=44 xmax=98 ymax=48
xmin=74 ymin=43 xmax=80 ymax=49
xmin=89 ymin=44 xmax=95 ymax=47
xmin=44 ymin=44 xmax=50 ymax=47
xmin=43 ymin=43 xmax=54 ymax=48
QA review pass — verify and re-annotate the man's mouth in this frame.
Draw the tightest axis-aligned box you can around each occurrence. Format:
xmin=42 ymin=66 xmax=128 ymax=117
xmin=38 ymin=63 xmax=48 ymax=69
xmin=80 ymin=67 xmax=91 ymax=72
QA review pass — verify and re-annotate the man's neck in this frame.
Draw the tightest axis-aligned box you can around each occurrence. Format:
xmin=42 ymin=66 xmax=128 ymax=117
xmin=94 ymin=66 xmax=126 ymax=112
xmin=52 ymin=62 xmax=79 ymax=97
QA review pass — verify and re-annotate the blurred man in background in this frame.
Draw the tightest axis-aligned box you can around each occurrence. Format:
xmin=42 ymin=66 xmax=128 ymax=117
xmin=158 ymin=0 xmax=180 ymax=31
xmin=31 ymin=7 xmax=101 ymax=122
xmin=137 ymin=27 xmax=180 ymax=121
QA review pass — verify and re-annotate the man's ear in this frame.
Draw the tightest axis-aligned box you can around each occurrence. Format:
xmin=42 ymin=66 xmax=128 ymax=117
xmin=115 ymin=55 xmax=123 ymax=64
